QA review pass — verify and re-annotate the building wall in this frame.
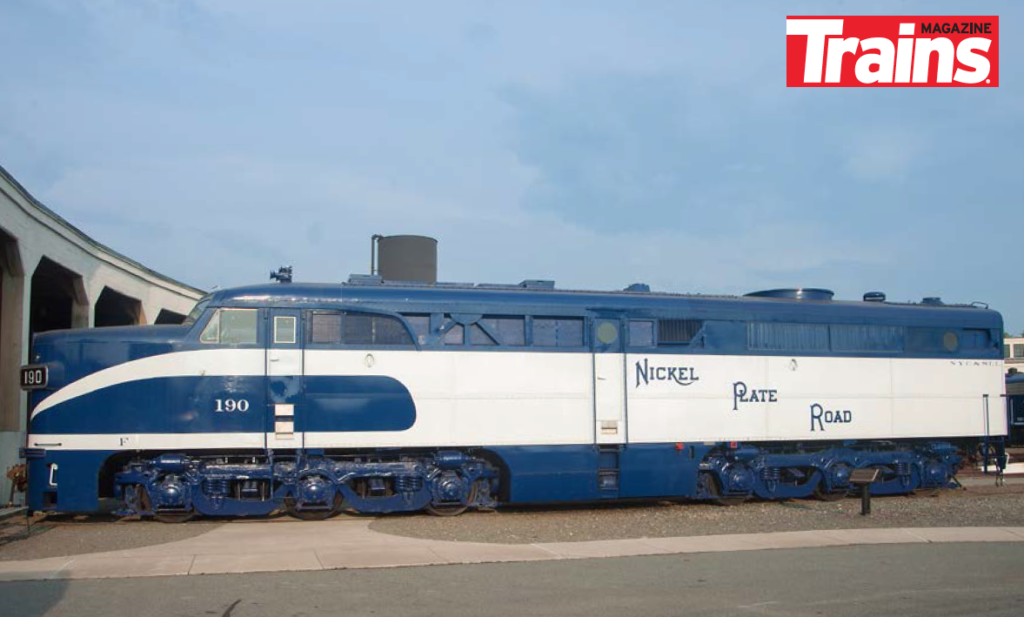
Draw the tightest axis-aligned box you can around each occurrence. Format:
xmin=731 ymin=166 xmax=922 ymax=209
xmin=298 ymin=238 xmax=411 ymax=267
xmin=0 ymin=165 xmax=203 ymax=505
xmin=1006 ymin=337 xmax=1024 ymax=374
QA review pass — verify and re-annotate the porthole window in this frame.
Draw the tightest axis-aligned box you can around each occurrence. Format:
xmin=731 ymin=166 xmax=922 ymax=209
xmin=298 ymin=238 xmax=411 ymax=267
xmin=597 ymin=322 xmax=619 ymax=345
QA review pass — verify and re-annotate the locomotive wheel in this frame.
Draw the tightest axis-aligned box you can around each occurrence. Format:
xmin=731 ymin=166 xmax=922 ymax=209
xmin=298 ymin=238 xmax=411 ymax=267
xmin=707 ymin=475 xmax=750 ymax=507
xmin=287 ymin=507 xmax=335 ymax=521
xmin=139 ymin=486 xmax=196 ymax=523
xmin=425 ymin=503 xmax=469 ymax=517
xmin=812 ymin=483 xmax=849 ymax=502
xmin=714 ymin=495 xmax=751 ymax=507
xmin=425 ymin=483 xmax=477 ymax=517
xmin=154 ymin=511 xmax=197 ymax=524
xmin=284 ymin=495 xmax=341 ymax=521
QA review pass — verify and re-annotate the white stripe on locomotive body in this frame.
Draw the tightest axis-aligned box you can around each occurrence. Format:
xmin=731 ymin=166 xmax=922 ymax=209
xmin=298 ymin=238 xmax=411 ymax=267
xmin=28 ymin=348 xmax=1007 ymax=451
xmin=29 ymin=433 xmax=266 ymax=451
xmin=30 ymin=349 xmax=267 ymax=419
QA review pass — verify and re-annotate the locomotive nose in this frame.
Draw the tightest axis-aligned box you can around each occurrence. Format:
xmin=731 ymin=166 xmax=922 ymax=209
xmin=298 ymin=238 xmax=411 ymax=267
xmin=22 ymin=331 xmax=70 ymax=407
xmin=22 ymin=357 xmax=66 ymax=423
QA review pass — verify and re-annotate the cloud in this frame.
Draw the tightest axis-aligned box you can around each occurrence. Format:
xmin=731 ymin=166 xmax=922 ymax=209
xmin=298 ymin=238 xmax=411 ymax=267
xmin=842 ymin=126 xmax=926 ymax=181
xmin=497 ymin=64 xmax=1021 ymax=321
xmin=0 ymin=0 xmax=1021 ymax=331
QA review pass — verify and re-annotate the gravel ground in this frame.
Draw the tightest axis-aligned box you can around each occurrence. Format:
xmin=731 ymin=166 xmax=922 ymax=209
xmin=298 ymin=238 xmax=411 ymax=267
xmin=0 ymin=515 xmax=224 ymax=561
xmin=370 ymin=482 xmax=1024 ymax=544
xmin=2 ymin=479 xmax=1020 ymax=560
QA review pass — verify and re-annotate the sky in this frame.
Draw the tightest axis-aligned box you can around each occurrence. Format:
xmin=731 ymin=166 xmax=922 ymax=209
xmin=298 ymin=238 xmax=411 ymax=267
xmin=0 ymin=0 xmax=1021 ymax=333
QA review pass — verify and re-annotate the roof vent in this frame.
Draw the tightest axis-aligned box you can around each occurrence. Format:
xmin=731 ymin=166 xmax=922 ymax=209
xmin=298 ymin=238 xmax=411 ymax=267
xmin=921 ymin=297 xmax=944 ymax=306
xmin=863 ymin=291 xmax=886 ymax=302
xmin=519 ymin=279 xmax=555 ymax=290
xmin=745 ymin=288 xmax=834 ymax=301
xmin=624 ymin=283 xmax=651 ymax=293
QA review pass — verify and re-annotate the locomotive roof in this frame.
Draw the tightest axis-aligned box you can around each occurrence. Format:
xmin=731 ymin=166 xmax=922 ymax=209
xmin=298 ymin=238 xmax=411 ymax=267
xmin=205 ymin=278 xmax=1002 ymax=329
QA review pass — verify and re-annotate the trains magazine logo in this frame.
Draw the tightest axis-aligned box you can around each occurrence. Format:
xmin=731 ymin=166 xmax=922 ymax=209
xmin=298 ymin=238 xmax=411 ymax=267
xmin=786 ymin=16 xmax=999 ymax=87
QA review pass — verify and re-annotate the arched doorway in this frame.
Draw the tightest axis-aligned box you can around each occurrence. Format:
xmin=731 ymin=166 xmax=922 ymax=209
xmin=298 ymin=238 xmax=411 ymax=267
xmin=94 ymin=287 xmax=143 ymax=327
xmin=155 ymin=309 xmax=186 ymax=325
xmin=29 ymin=257 xmax=86 ymax=341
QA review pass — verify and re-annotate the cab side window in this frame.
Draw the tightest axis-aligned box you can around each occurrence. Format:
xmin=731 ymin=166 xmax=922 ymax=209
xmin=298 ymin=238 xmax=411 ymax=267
xmin=533 ymin=317 xmax=584 ymax=347
xmin=345 ymin=313 xmax=412 ymax=345
xmin=628 ymin=320 xmax=655 ymax=347
xmin=310 ymin=312 xmax=343 ymax=344
xmin=274 ymin=316 xmax=297 ymax=344
xmin=200 ymin=309 xmax=258 ymax=345
xmin=307 ymin=311 xmax=413 ymax=346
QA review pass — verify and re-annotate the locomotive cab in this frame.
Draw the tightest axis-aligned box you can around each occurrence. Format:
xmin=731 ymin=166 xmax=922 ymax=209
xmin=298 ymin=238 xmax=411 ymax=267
xmin=23 ymin=320 xmax=193 ymax=512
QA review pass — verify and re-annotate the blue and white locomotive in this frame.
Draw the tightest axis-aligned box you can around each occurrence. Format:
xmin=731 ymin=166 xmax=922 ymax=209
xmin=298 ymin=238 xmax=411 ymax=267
xmin=1007 ymin=372 xmax=1024 ymax=446
xmin=21 ymin=275 xmax=1006 ymax=521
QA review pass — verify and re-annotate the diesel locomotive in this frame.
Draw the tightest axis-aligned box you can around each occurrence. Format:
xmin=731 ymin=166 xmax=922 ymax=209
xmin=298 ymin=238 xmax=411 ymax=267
xmin=1007 ymin=372 xmax=1024 ymax=446
xmin=20 ymin=276 xmax=1007 ymax=521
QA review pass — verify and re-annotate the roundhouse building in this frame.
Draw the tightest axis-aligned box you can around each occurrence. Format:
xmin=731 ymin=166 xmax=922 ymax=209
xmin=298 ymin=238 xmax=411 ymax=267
xmin=1006 ymin=337 xmax=1024 ymax=374
xmin=0 ymin=165 xmax=203 ymax=503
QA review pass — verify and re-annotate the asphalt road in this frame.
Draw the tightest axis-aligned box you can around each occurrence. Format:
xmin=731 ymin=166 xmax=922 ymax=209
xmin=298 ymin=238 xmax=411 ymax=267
xmin=4 ymin=543 xmax=1023 ymax=617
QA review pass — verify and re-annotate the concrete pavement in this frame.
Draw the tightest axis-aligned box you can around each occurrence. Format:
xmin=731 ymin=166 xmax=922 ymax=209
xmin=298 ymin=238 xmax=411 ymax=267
xmin=1 ymin=519 xmax=1022 ymax=581
xmin=6 ymin=543 xmax=1024 ymax=617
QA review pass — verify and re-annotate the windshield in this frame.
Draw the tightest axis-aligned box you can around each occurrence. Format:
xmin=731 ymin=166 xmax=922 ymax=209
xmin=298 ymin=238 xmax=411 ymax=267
xmin=183 ymin=296 xmax=213 ymax=326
